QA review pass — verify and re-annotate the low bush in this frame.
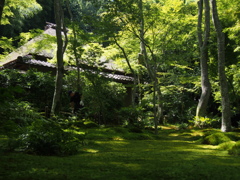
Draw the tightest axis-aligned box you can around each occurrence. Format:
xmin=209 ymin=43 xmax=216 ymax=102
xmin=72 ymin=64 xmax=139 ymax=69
xmin=0 ymin=136 xmax=23 ymax=152
xmin=176 ymin=123 xmax=188 ymax=130
xmin=0 ymin=101 xmax=41 ymax=136
xmin=128 ymin=126 xmax=143 ymax=133
xmin=192 ymin=116 xmax=220 ymax=128
xmin=112 ymin=127 xmax=129 ymax=134
xmin=19 ymin=119 xmax=84 ymax=156
xmin=119 ymin=106 xmax=146 ymax=126
xmin=83 ymin=120 xmax=99 ymax=128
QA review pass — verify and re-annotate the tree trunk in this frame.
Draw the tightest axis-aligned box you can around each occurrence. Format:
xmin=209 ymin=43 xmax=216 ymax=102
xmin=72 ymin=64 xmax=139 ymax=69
xmin=211 ymin=0 xmax=231 ymax=132
xmin=153 ymin=71 xmax=162 ymax=135
xmin=196 ymin=0 xmax=211 ymax=125
xmin=0 ymin=0 xmax=5 ymax=25
xmin=113 ymin=36 xmax=138 ymax=108
xmin=138 ymin=0 xmax=154 ymax=80
xmin=51 ymin=0 xmax=67 ymax=115
xmin=138 ymin=0 xmax=162 ymax=134
xmin=66 ymin=0 xmax=81 ymax=92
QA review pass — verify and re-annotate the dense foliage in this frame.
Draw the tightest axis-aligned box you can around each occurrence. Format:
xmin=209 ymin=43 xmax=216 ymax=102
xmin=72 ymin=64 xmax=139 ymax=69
xmin=0 ymin=0 xmax=240 ymax=158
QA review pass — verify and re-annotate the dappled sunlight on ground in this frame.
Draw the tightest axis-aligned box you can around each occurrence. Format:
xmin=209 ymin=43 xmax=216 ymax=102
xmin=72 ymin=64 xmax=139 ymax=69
xmin=1 ymin=127 xmax=240 ymax=180
xmin=80 ymin=148 xmax=99 ymax=153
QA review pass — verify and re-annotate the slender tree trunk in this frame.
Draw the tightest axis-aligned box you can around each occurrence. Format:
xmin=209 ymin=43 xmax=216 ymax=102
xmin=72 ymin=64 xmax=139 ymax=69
xmin=51 ymin=0 xmax=67 ymax=115
xmin=66 ymin=0 xmax=81 ymax=92
xmin=138 ymin=0 xmax=154 ymax=80
xmin=196 ymin=0 xmax=211 ymax=125
xmin=211 ymin=0 xmax=231 ymax=132
xmin=153 ymin=69 xmax=161 ymax=134
xmin=0 ymin=0 xmax=5 ymax=25
xmin=138 ymin=0 xmax=161 ymax=134
xmin=113 ymin=37 xmax=137 ymax=108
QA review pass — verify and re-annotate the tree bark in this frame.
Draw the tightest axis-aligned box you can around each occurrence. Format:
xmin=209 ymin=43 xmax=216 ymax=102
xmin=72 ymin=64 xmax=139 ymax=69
xmin=196 ymin=0 xmax=211 ymax=124
xmin=51 ymin=0 xmax=67 ymax=115
xmin=0 ymin=0 xmax=5 ymax=25
xmin=66 ymin=0 xmax=81 ymax=92
xmin=138 ymin=0 xmax=154 ymax=80
xmin=113 ymin=36 xmax=138 ymax=108
xmin=210 ymin=0 xmax=231 ymax=132
xmin=138 ymin=0 xmax=161 ymax=134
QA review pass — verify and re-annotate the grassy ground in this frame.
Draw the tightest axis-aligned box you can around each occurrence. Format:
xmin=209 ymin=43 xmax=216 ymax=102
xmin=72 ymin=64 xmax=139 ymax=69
xmin=0 ymin=126 xmax=240 ymax=180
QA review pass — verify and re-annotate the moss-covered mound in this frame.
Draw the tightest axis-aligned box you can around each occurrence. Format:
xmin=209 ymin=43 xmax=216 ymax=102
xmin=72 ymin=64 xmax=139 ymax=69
xmin=202 ymin=132 xmax=232 ymax=145
xmin=228 ymin=141 xmax=240 ymax=156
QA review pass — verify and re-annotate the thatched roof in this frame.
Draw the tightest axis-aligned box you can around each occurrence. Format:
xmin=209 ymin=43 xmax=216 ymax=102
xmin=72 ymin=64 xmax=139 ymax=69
xmin=0 ymin=23 xmax=56 ymax=66
xmin=0 ymin=23 xmax=134 ymax=84
xmin=1 ymin=55 xmax=134 ymax=84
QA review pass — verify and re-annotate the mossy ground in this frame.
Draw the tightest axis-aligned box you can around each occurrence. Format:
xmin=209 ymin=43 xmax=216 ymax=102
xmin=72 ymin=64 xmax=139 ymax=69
xmin=0 ymin=126 xmax=240 ymax=180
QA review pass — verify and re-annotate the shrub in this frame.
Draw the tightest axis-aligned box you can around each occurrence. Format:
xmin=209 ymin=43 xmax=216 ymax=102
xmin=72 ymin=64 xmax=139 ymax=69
xmin=176 ymin=123 xmax=188 ymax=130
xmin=228 ymin=141 xmax=240 ymax=156
xmin=113 ymin=127 xmax=129 ymax=134
xmin=0 ymin=69 xmax=55 ymax=110
xmin=0 ymin=136 xmax=24 ymax=152
xmin=202 ymin=132 xmax=232 ymax=145
xmin=75 ymin=74 xmax=126 ymax=125
xmin=83 ymin=120 xmax=99 ymax=128
xmin=128 ymin=126 xmax=143 ymax=133
xmin=192 ymin=116 xmax=220 ymax=128
xmin=119 ymin=106 xmax=145 ymax=126
xmin=21 ymin=119 xmax=84 ymax=156
xmin=0 ymin=101 xmax=42 ymax=137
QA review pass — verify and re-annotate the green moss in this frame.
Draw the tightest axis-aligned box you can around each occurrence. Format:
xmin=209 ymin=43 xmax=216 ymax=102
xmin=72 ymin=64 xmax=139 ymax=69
xmin=123 ymin=133 xmax=154 ymax=140
xmin=228 ymin=141 xmax=240 ymax=156
xmin=218 ymin=141 xmax=236 ymax=150
xmin=1 ymin=128 xmax=240 ymax=179
xmin=202 ymin=132 xmax=232 ymax=145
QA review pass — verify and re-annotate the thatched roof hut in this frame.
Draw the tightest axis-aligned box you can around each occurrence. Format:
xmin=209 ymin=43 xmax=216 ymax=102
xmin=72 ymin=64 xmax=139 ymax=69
xmin=0 ymin=23 xmax=134 ymax=84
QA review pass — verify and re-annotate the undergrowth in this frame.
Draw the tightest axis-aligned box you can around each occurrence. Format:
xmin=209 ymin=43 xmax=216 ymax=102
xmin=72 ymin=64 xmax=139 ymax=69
xmin=1 ymin=126 xmax=240 ymax=180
